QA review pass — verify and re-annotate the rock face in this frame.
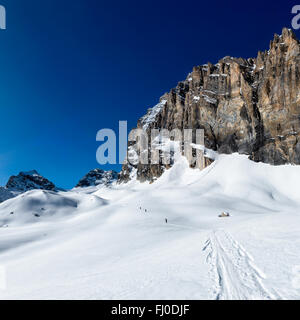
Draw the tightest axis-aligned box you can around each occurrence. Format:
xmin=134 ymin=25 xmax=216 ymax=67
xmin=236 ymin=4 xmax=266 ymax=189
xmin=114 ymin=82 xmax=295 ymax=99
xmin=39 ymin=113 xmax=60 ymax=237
xmin=119 ymin=28 xmax=300 ymax=183
xmin=6 ymin=170 xmax=56 ymax=192
xmin=76 ymin=169 xmax=118 ymax=188
xmin=0 ymin=187 xmax=14 ymax=203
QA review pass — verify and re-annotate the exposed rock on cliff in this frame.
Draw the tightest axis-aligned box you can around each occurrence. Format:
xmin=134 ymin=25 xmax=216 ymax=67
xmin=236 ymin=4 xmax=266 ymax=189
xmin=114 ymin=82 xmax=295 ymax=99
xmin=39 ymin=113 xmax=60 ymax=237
xmin=6 ymin=170 xmax=56 ymax=192
xmin=0 ymin=186 xmax=14 ymax=203
xmin=76 ymin=169 xmax=118 ymax=188
xmin=119 ymin=28 xmax=300 ymax=183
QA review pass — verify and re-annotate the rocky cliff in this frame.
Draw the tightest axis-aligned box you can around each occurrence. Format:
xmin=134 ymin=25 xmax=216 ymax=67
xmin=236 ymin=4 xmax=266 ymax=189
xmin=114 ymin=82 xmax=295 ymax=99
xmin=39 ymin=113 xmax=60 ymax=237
xmin=6 ymin=170 xmax=56 ymax=192
xmin=119 ymin=28 xmax=300 ymax=183
xmin=0 ymin=187 xmax=14 ymax=203
xmin=76 ymin=169 xmax=118 ymax=188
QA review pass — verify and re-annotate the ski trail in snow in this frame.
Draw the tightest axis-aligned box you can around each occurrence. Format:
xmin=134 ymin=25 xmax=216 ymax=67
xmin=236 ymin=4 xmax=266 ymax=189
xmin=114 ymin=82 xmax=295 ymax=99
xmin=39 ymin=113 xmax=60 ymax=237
xmin=203 ymin=230 xmax=281 ymax=300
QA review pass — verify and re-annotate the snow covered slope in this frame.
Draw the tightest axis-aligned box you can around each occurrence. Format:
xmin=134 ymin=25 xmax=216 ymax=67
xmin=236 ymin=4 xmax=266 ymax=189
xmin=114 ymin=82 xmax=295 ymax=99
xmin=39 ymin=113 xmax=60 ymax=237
xmin=0 ymin=154 xmax=300 ymax=300
xmin=0 ymin=189 xmax=108 ymax=227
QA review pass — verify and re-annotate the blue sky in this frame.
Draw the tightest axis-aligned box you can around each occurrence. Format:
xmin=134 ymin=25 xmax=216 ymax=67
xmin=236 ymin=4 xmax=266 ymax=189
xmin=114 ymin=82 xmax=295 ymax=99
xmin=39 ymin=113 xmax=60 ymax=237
xmin=0 ymin=0 xmax=298 ymax=189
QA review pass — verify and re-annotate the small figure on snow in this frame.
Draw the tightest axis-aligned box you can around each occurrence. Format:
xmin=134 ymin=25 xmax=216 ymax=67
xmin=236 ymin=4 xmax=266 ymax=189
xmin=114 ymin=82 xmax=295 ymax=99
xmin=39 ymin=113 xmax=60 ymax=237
xmin=165 ymin=218 xmax=168 ymax=224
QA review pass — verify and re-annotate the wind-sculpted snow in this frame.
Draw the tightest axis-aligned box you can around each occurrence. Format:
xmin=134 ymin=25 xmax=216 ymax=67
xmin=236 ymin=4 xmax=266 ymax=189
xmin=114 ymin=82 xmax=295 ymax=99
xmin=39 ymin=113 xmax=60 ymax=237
xmin=0 ymin=154 xmax=300 ymax=299
xmin=0 ymin=189 xmax=107 ymax=227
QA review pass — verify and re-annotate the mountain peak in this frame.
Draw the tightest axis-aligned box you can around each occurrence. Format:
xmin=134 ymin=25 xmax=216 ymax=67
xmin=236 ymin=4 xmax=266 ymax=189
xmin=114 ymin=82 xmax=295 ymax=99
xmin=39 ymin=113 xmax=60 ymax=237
xmin=269 ymin=27 xmax=298 ymax=50
xmin=281 ymin=27 xmax=297 ymax=41
xmin=6 ymin=171 xmax=56 ymax=192
xmin=76 ymin=169 xmax=118 ymax=188
xmin=20 ymin=170 xmax=39 ymax=176
xmin=119 ymin=28 xmax=300 ymax=183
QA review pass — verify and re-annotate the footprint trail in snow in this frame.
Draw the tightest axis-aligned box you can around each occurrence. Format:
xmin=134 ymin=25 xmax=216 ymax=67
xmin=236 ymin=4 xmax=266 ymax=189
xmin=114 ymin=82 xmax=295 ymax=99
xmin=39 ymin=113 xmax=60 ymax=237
xmin=203 ymin=230 xmax=281 ymax=300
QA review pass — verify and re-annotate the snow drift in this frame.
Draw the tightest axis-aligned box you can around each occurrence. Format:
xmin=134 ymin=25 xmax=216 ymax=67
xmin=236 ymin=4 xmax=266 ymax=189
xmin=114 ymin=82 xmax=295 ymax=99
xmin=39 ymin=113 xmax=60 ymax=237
xmin=0 ymin=154 xmax=300 ymax=300
xmin=0 ymin=190 xmax=107 ymax=227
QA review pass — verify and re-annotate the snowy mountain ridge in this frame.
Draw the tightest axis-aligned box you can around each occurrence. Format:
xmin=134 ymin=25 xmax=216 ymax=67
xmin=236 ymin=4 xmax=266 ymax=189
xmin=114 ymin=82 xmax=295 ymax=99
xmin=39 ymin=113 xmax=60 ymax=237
xmin=76 ymin=169 xmax=118 ymax=188
xmin=0 ymin=27 xmax=300 ymax=300
xmin=6 ymin=170 xmax=56 ymax=193
xmin=0 ymin=168 xmax=119 ymax=204
xmin=120 ymin=28 xmax=300 ymax=183
xmin=1 ymin=153 xmax=300 ymax=299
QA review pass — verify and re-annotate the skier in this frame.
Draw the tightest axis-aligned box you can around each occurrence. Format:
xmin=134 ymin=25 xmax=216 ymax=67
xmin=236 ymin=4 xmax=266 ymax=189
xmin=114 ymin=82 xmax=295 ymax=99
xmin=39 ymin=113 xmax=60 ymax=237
xmin=165 ymin=218 xmax=168 ymax=224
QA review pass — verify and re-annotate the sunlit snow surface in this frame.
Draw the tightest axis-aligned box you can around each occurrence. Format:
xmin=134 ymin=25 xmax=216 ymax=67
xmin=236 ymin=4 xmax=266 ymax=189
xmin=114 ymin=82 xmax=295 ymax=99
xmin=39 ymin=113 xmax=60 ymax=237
xmin=0 ymin=154 xmax=300 ymax=300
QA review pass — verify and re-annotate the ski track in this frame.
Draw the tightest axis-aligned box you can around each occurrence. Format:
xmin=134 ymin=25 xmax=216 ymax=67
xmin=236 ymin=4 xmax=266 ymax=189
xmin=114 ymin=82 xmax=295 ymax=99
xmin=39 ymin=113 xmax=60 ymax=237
xmin=203 ymin=229 xmax=281 ymax=300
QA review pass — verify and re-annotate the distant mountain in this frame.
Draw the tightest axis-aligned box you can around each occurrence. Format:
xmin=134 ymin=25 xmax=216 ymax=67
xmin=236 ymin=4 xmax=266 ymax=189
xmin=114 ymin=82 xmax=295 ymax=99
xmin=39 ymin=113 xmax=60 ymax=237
xmin=76 ymin=169 xmax=118 ymax=188
xmin=0 ymin=186 xmax=15 ymax=203
xmin=6 ymin=170 xmax=56 ymax=192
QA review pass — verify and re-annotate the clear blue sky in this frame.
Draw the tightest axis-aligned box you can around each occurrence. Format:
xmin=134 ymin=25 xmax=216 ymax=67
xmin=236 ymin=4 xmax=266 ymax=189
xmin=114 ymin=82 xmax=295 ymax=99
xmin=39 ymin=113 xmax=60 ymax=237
xmin=0 ymin=0 xmax=298 ymax=189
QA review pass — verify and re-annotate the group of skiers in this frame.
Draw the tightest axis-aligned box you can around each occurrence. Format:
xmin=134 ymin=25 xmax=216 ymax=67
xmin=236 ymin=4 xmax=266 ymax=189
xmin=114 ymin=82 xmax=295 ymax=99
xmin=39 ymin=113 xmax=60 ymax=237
xmin=138 ymin=206 xmax=168 ymax=224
